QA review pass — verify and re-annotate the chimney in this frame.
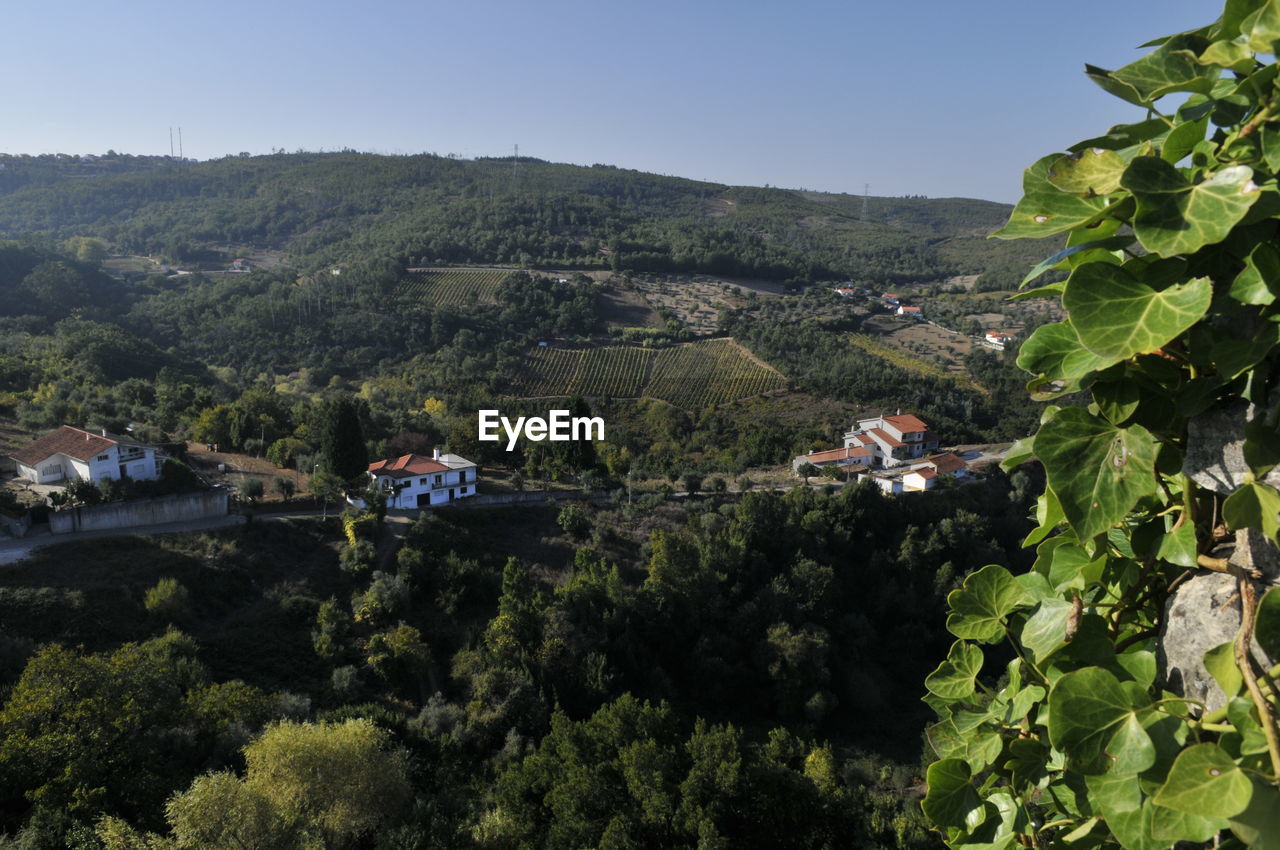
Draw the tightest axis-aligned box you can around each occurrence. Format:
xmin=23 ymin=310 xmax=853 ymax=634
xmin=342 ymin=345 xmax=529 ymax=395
xmin=432 ymin=447 xmax=440 ymax=461
xmin=102 ymin=428 xmax=108 ymax=437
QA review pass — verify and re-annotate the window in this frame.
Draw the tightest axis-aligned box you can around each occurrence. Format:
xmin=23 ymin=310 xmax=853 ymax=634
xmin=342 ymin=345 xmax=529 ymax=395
xmin=419 ymin=478 xmax=427 ymax=486
xmin=460 ymin=486 xmax=468 ymax=494
xmin=97 ymin=454 xmax=110 ymax=461
xmin=433 ymin=474 xmax=442 ymax=486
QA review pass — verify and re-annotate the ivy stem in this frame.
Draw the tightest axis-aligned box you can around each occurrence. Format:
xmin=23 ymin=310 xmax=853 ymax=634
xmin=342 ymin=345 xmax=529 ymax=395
xmin=1235 ymin=574 xmax=1280 ymax=782
xmin=1003 ymin=624 xmax=1048 ymax=685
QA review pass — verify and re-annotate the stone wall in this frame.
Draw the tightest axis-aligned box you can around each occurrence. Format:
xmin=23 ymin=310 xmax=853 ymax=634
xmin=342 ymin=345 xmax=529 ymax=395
xmin=49 ymin=489 xmax=230 ymax=534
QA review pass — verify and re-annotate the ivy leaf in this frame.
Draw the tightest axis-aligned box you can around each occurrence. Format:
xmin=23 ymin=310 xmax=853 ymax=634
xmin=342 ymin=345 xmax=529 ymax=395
xmin=1047 ymin=149 xmax=1127 ymax=195
xmin=1156 ymin=518 xmax=1198 ymax=567
xmin=1230 ymin=241 xmax=1280 ymax=305
xmin=1048 ymin=667 xmax=1143 ymax=772
xmin=925 ymin=641 xmax=985 ymax=701
xmin=1124 ymin=159 xmax=1261 ymax=256
xmin=1227 ymin=777 xmax=1280 ymax=849
xmin=1223 ymin=480 xmax=1280 ymax=541
xmin=1149 ymin=804 xmax=1230 ymax=843
xmin=1107 ymin=712 xmax=1157 ymax=775
xmin=1152 ymin=743 xmax=1253 ymax=818
xmin=1202 ymin=640 xmax=1243 ymax=700
xmin=922 ymin=758 xmax=985 ymax=830
xmin=1084 ymin=775 xmax=1165 ymax=850
xmin=1023 ymin=488 xmax=1065 ymax=547
xmin=994 ymin=155 xmax=1112 ymax=240
xmin=1036 ymin=409 xmax=1160 ymax=541
xmin=1106 ymin=36 xmax=1221 ymax=103
xmin=1255 ymin=586 xmax=1280 ymax=660
xmin=1019 ymin=599 xmax=1074 ymax=663
xmin=1015 ymin=320 xmax=1113 ymax=398
xmin=1000 ymin=434 xmax=1035 ymax=472
xmin=946 ymin=565 xmax=1034 ymax=643
xmin=1245 ymin=0 xmax=1280 ymax=52
xmin=1063 ymin=262 xmax=1212 ymax=360
xmin=1020 ymin=237 xmax=1131 ymax=288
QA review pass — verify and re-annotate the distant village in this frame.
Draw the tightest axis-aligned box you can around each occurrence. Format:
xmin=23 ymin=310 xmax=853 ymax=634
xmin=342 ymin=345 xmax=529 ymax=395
xmin=792 ymin=412 xmax=973 ymax=494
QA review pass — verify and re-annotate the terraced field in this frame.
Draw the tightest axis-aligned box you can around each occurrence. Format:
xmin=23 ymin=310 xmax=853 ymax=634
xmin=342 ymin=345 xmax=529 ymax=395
xmin=511 ymin=338 xmax=786 ymax=409
xmin=397 ymin=268 xmax=511 ymax=308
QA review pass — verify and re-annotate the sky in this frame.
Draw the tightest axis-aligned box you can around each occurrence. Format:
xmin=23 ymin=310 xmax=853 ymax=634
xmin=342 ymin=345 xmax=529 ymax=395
xmin=3 ymin=0 xmax=1211 ymax=203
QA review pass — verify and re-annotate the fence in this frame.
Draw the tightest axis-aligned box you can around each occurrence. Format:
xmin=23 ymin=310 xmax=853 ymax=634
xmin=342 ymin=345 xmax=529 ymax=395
xmin=49 ymin=489 xmax=230 ymax=534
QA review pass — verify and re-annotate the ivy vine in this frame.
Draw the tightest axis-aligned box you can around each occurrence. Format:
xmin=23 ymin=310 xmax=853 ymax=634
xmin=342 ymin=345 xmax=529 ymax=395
xmin=923 ymin=2 xmax=1280 ymax=848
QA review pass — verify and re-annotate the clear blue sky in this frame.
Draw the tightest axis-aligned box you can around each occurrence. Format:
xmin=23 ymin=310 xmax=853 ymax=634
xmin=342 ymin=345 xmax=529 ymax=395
xmin=3 ymin=0 xmax=1209 ymax=203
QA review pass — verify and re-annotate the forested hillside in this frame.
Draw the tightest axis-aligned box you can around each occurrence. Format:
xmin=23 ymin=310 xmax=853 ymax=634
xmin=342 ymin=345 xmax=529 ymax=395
xmin=0 ymin=151 xmax=1050 ymax=287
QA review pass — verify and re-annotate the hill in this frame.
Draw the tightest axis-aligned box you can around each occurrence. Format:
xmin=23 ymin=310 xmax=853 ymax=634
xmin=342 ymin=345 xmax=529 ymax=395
xmin=0 ymin=151 xmax=1052 ymax=288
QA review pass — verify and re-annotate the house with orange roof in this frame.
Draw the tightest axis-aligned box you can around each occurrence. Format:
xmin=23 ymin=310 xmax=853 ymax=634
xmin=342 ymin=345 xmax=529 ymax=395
xmin=843 ymin=413 xmax=940 ymax=467
xmin=896 ymin=305 xmax=923 ymax=318
xmin=10 ymin=425 xmax=164 ymax=485
xmin=368 ymin=448 xmax=478 ymax=509
xmin=791 ymin=444 xmax=874 ymax=475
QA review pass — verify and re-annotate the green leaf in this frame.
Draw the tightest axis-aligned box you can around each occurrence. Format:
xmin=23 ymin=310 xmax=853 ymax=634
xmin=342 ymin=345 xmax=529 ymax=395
xmin=995 ymin=155 xmax=1113 ymax=240
xmin=1084 ymin=774 xmax=1165 ymax=850
xmin=1156 ymin=519 xmax=1198 ymax=568
xmin=1230 ymin=241 xmax=1280 ymax=305
xmin=1063 ymin=262 xmax=1212 ymax=360
xmin=1152 ymin=743 xmax=1253 ymax=818
xmin=1106 ymin=712 xmax=1157 ymax=775
xmin=925 ymin=641 xmax=985 ymax=701
xmin=1223 ymin=480 xmax=1280 ymax=541
xmin=1227 ymin=777 xmax=1280 ymax=850
xmin=1107 ymin=36 xmax=1221 ymax=102
xmin=1198 ymin=37 xmax=1257 ymax=73
xmin=1023 ymin=488 xmax=1064 ymax=547
xmin=1019 ymin=599 xmax=1074 ymax=663
xmin=922 ymin=758 xmax=985 ymax=830
xmin=1015 ymin=320 xmax=1114 ymax=398
xmin=1019 ymin=237 xmax=1131 ymax=288
xmin=1203 ymin=640 xmax=1243 ymax=700
xmin=1124 ymin=159 xmax=1261 ymax=256
xmin=1036 ymin=409 xmax=1160 ymax=541
xmin=1032 ymin=536 xmax=1102 ymax=591
xmin=1255 ymin=586 xmax=1280 ymax=660
xmin=1000 ymin=435 xmax=1035 ymax=472
xmin=1047 ymin=149 xmax=1127 ymax=195
xmin=1149 ymin=803 xmax=1229 ymax=843
xmin=1048 ymin=667 xmax=1143 ymax=772
xmin=946 ymin=565 xmax=1034 ymax=643
xmin=1245 ymin=0 xmax=1280 ymax=51
xmin=1116 ymin=649 xmax=1158 ymax=689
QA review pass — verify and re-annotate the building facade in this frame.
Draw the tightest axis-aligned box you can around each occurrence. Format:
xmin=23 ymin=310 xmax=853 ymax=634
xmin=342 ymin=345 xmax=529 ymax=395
xmin=368 ymin=450 xmax=479 ymax=509
xmin=10 ymin=426 xmax=163 ymax=485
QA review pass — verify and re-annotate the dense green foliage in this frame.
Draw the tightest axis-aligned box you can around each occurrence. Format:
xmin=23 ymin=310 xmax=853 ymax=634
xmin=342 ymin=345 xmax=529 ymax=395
xmin=923 ymin=4 xmax=1280 ymax=848
xmin=0 ymin=473 xmax=1039 ymax=847
xmin=0 ymin=152 xmax=1042 ymax=287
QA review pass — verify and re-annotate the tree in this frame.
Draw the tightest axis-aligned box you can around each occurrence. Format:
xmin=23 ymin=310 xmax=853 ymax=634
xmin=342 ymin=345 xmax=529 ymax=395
xmin=240 ymin=477 xmax=264 ymax=503
xmin=144 ymin=577 xmax=192 ymax=623
xmin=319 ymin=397 xmax=368 ymax=483
xmin=556 ymin=504 xmax=591 ymax=539
xmin=797 ymin=462 xmax=819 ymax=485
xmin=272 ymin=475 xmax=295 ymax=502
xmin=165 ymin=718 xmax=410 ymax=850
xmin=309 ymin=469 xmax=344 ymax=518
xmin=923 ymin=4 xmax=1280 ymax=847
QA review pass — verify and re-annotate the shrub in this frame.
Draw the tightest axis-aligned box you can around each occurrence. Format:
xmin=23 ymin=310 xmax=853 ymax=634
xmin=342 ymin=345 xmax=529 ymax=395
xmin=144 ymin=577 xmax=191 ymax=623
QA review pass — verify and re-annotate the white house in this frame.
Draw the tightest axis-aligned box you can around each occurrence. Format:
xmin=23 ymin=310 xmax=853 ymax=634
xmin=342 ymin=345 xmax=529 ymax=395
xmin=903 ymin=453 xmax=970 ymax=491
xmin=896 ymin=305 xmax=923 ymax=319
xmin=843 ymin=414 xmax=940 ymax=468
xmin=10 ymin=426 xmax=164 ymax=485
xmin=983 ymin=331 xmax=1016 ymax=350
xmin=368 ymin=449 xmax=478 ymax=509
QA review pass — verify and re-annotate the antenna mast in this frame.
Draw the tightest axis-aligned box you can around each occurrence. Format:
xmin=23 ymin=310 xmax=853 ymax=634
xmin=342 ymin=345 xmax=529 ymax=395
xmin=178 ymin=127 xmax=183 ymax=160
xmin=169 ymin=128 xmax=174 ymax=159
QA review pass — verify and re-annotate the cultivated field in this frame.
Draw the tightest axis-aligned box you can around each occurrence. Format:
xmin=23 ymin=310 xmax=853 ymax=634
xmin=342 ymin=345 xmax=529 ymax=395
xmin=510 ymin=338 xmax=787 ymax=409
xmin=397 ymin=268 xmax=512 ymax=308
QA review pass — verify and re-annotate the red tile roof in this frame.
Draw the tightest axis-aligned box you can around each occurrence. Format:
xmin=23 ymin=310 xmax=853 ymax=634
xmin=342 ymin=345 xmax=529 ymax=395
xmin=805 ymin=446 xmax=872 ymax=464
xmin=369 ymin=454 xmax=449 ymax=478
xmin=10 ymin=426 xmax=150 ymax=466
xmin=869 ymin=428 xmax=905 ymax=448
xmin=898 ymin=305 xmax=922 ymax=313
xmin=911 ymin=468 xmax=938 ymax=480
xmin=883 ymin=414 xmax=929 ymax=434
xmin=927 ymin=452 xmax=967 ymax=474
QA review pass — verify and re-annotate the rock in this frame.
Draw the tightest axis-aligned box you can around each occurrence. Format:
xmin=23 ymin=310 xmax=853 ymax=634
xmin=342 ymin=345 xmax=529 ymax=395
xmin=1158 ymin=573 xmax=1244 ymax=715
xmin=1183 ymin=394 xmax=1280 ymax=495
